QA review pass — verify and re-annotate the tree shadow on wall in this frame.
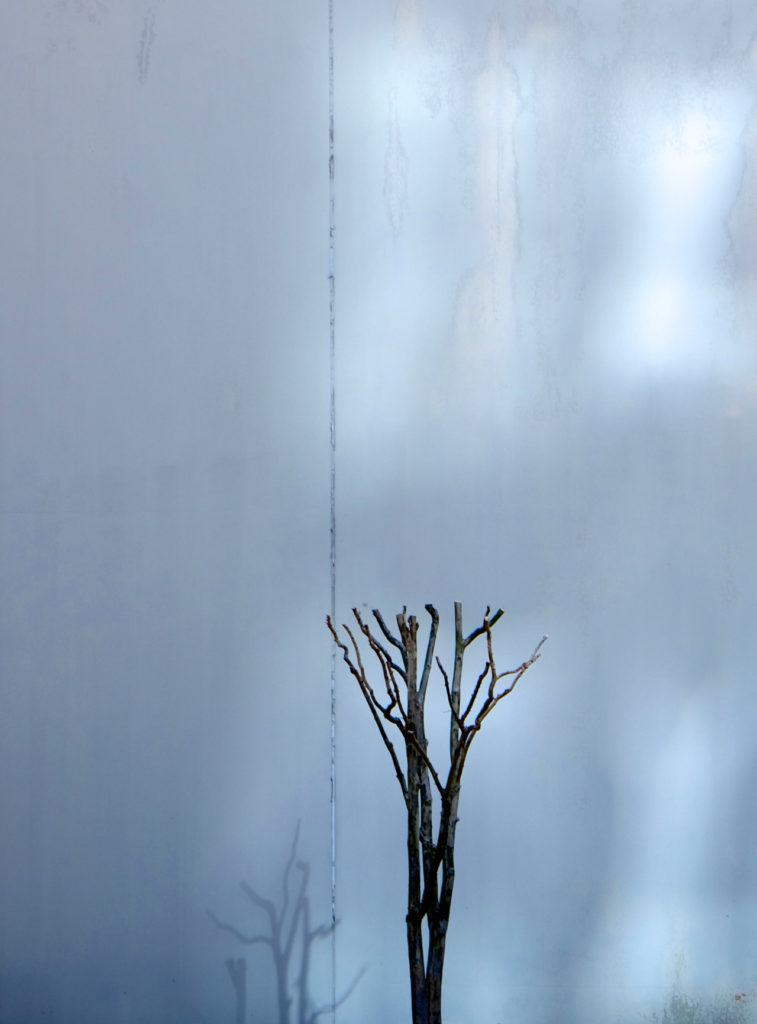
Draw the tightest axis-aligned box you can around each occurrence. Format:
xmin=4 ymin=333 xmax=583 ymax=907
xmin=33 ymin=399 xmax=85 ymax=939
xmin=208 ymin=822 xmax=364 ymax=1024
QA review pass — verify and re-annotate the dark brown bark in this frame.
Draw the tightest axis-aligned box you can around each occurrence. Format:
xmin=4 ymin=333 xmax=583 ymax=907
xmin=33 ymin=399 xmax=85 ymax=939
xmin=328 ymin=604 xmax=545 ymax=1024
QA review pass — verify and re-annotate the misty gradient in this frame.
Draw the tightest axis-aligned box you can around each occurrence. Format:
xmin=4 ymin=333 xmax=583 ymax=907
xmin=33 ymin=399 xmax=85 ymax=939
xmin=2 ymin=2 xmax=757 ymax=1023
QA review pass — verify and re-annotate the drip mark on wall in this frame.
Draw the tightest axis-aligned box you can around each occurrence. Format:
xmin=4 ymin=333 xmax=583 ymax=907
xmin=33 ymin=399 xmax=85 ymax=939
xmin=51 ymin=0 xmax=108 ymax=25
xmin=384 ymin=86 xmax=409 ymax=236
xmin=138 ymin=9 xmax=156 ymax=84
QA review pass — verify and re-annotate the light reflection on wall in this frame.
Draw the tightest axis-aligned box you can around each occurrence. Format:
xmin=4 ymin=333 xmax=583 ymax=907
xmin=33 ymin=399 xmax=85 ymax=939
xmin=590 ymin=90 xmax=748 ymax=384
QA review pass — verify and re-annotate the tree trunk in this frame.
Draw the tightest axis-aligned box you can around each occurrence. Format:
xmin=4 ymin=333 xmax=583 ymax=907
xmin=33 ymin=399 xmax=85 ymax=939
xmin=327 ymin=605 xmax=545 ymax=1024
xmin=426 ymin=928 xmax=446 ymax=1024
xmin=402 ymin=613 xmax=429 ymax=1024
xmin=407 ymin=910 xmax=429 ymax=1024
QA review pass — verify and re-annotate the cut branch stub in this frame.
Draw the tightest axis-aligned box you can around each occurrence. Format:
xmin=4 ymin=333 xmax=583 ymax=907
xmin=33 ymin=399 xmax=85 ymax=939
xmin=327 ymin=603 xmax=545 ymax=1024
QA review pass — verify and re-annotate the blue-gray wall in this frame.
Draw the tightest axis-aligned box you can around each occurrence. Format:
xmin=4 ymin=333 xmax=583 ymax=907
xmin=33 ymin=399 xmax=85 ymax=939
xmin=2 ymin=3 xmax=757 ymax=1022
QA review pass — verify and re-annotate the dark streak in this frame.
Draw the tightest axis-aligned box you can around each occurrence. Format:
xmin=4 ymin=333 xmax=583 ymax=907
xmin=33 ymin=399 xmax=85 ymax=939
xmin=138 ymin=8 xmax=156 ymax=84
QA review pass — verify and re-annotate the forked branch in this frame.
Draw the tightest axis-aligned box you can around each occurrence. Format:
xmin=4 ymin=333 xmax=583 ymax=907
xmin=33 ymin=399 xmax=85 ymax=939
xmin=469 ymin=631 xmax=548 ymax=737
xmin=327 ymin=615 xmax=409 ymax=805
xmin=327 ymin=602 xmax=546 ymax=1024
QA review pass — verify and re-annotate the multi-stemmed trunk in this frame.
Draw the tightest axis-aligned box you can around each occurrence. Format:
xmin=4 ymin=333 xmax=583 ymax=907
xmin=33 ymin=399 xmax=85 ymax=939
xmin=328 ymin=603 xmax=545 ymax=1024
xmin=405 ymin=767 xmax=460 ymax=1024
xmin=399 ymin=605 xmax=466 ymax=1024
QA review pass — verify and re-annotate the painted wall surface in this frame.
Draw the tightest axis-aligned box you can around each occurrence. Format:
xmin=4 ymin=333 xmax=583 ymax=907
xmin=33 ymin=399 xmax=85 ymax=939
xmin=2 ymin=3 xmax=757 ymax=1023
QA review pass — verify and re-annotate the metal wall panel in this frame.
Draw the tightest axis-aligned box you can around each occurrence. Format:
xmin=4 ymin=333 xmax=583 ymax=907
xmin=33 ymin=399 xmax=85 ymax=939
xmin=2 ymin=3 xmax=757 ymax=1023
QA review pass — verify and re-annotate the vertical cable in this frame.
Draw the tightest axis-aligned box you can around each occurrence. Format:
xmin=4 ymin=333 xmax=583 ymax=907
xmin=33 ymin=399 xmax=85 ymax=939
xmin=328 ymin=0 xmax=337 ymax=1019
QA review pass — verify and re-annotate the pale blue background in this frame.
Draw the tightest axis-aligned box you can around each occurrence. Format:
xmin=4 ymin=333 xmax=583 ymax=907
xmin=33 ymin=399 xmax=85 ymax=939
xmin=2 ymin=3 xmax=757 ymax=1022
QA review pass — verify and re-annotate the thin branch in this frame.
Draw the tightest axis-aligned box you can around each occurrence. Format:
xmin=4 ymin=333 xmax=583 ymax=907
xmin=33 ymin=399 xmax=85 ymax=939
xmin=356 ymin=614 xmax=408 ymax=722
xmin=485 ymin=615 xmax=499 ymax=699
xmin=206 ymin=909 xmax=273 ymax=947
xmin=362 ymin=631 xmax=407 ymax=680
xmin=459 ymin=660 xmax=492 ymax=724
xmin=344 ymin=620 xmax=368 ymax=683
xmin=444 ymin=631 xmax=547 ymax=803
xmin=382 ymin=656 xmax=407 ymax=721
xmin=335 ymin=616 xmax=443 ymax=796
xmin=449 ymin=602 xmax=465 ymax=762
xmin=493 ymin=634 xmax=548 ymax=698
xmin=437 ymin=656 xmax=465 ymax=734
xmin=492 ymin=629 xmax=546 ymax=690
xmin=435 ymin=656 xmax=450 ymax=694
xmin=371 ymin=638 xmax=406 ymax=680
xmin=418 ymin=604 xmax=439 ymax=704
xmin=327 ymin=615 xmax=410 ymax=806
xmin=344 ymin=623 xmax=406 ymax=728
xmin=463 ymin=607 xmax=504 ymax=648
xmin=372 ymin=608 xmax=406 ymax=659
xmin=471 ymin=634 xmax=548 ymax=733
xmin=361 ymin=649 xmax=402 ymax=721
xmin=355 ymin=610 xmax=407 ymax=679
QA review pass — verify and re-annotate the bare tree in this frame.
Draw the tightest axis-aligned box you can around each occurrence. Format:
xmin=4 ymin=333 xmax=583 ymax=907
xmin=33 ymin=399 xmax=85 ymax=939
xmin=327 ymin=603 xmax=546 ymax=1024
xmin=209 ymin=822 xmax=364 ymax=1024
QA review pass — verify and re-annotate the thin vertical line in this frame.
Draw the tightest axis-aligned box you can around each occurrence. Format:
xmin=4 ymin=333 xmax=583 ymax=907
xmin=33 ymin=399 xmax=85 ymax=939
xmin=328 ymin=0 xmax=337 ymax=1019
